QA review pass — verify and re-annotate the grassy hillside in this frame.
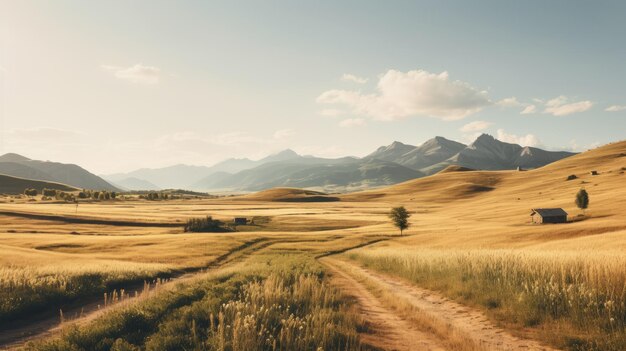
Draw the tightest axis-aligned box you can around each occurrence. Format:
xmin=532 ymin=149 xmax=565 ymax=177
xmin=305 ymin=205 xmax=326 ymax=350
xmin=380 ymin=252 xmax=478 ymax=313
xmin=0 ymin=173 xmax=78 ymax=195
xmin=240 ymin=188 xmax=340 ymax=202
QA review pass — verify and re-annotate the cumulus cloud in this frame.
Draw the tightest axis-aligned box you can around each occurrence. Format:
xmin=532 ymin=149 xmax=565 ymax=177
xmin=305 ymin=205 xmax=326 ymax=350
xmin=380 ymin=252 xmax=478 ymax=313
xmin=543 ymin=96 xmax=593 ymax=116
xmin=102 ymin=64 xmax=161 ymax=84
xmin=496 ymin=129 xmax=541 ymax=147
xmin=605 ymin=105 xmax=626 ymax=112
xmin=317 ymin=69 xmax=491 ymax=121
xmin=460 ymin=120 xmax=492 ymax=132
xmin=521 ymin=105 xmax=537 ymax=115
xmin=339 ymin=118 xmax=366 ymax=128
xmin=496 ymin=97 xmax=522 ymax=107
xmin=341 ymin=74 xmax=368 ymax=84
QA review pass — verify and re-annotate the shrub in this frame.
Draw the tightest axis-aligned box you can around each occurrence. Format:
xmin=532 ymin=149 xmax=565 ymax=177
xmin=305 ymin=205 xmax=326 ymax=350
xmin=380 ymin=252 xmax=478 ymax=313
xmin=42 ymin=188 xmax=57 ymax=197
xmin=183 ymin=216 xmax=232 ymax=233
xmin=23 ymin=188 xmax=38 ymax=197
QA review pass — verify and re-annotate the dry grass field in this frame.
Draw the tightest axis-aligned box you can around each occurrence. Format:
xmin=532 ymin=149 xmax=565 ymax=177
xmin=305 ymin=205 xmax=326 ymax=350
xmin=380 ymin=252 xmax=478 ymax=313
xmin=0 ymin=140 xmax=625 ymax=350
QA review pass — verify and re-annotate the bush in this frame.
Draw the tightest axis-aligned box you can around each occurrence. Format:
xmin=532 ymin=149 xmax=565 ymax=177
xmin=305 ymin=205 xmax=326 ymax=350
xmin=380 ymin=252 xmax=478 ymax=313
xmin=23 ymin=188 xmax=38 ymax=197
xmin=42 ymin=188 xmax=57 ymax=197
xmin=183 ymin=216 xmax=232 ymax=233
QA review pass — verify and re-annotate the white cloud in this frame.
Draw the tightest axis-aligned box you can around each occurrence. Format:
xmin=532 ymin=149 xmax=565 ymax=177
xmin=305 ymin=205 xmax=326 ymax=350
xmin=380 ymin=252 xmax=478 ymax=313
xmin=273 ymin=129 xmax=295 ymax=139
xmin=317 ymin=69 xmax=491 ymax=121
xmin=102 ymin=64 xmax=161 ymax=84
xmin=341 ymin=74 xmax=368 ymax=84
xmin=496 ymin=97 xmax=522 ymax=107
xmin=339 ymin=118 xmax=366 ymax=128
xmin=460 ymin=120 xmax=492 ymax=132
xmin=319 ymin=109 xmax=343 ymax=117
xmin=496 ymin=129 xmax=540 ymax=147
xmin=543 ymin=96 xmax=593 ymax=116
xmin=521 ymin=104 xmax=537 ymax=115
xmin=605 ymin=105 xmax=626 ymax=112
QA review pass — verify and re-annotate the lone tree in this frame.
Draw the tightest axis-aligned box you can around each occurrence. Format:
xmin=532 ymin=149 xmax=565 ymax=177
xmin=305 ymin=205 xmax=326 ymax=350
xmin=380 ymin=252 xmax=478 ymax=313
xmin=575 ymin=188 xmax=589 ymax=214
xmin=389 ymin=206 xmax=411 ymax=236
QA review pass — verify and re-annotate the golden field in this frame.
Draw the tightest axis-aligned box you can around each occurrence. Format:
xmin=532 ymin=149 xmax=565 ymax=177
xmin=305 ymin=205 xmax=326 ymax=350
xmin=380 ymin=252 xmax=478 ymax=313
xmin=0 ymin=140 xmax=625 ymax=350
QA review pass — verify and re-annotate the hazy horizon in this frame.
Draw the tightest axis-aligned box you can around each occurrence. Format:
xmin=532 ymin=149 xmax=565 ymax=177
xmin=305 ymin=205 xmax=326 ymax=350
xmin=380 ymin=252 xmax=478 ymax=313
xmin=2 ymin=1 xmax=625 ymax=173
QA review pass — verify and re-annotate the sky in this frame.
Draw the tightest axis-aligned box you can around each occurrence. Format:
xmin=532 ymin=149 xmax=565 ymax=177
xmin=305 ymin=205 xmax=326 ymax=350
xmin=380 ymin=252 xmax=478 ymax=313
xmin=1 ymin=0 xmax=625 ymax=174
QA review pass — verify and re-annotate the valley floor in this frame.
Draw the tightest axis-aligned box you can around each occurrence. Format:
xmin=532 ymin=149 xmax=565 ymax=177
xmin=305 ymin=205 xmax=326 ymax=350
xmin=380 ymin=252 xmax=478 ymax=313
xmin=1 ymin=140 xmax=625 ymax=350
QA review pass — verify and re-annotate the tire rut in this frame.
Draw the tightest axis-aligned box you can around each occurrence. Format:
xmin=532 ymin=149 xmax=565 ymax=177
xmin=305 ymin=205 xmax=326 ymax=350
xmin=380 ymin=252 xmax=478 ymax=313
xmin=323 ymin=257 xmax=560 ymax=351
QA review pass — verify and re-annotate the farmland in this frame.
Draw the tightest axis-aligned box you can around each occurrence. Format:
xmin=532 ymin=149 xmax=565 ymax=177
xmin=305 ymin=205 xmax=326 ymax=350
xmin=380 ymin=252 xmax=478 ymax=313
xmin=0 ymin=141 xmax=625 ymax=350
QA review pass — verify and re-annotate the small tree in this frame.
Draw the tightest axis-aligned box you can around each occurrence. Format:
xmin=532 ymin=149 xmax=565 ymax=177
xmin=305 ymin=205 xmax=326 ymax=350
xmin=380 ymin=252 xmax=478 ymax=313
xmin=389 ymin=206 xmax=411 ymax=236
xmin=575 ymin=188 xmax=589 ymax=214
xmin=24 ymin=188 xmax=38 ymax=197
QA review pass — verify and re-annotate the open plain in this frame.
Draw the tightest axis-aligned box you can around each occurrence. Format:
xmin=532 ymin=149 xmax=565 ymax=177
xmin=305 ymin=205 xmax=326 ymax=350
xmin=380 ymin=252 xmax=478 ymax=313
xmin=0 ymin=141 xmax=625 ymax=350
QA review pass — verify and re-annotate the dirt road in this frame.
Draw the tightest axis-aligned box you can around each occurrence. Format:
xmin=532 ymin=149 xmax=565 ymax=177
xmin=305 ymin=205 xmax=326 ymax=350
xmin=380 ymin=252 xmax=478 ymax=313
xmin=321 ymin=257 xmax=559 ymax=351
xmin=0 ymin=238 xmax=273 ymax=350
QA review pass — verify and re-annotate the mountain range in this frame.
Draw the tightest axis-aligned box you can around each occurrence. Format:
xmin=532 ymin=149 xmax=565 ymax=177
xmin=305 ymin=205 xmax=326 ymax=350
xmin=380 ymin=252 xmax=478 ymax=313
xmin=0 ymin=134 xmax=576 ymax=194
xmin=99 ymin=134 xmax=576 ymax=192
xmin=0 ymin=153 xmax=119 ymax=191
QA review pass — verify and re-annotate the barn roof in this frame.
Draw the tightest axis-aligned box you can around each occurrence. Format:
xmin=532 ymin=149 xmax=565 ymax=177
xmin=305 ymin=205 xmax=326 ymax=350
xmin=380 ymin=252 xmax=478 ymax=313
xmin=530 ymin=208 xmax=568 ymax=217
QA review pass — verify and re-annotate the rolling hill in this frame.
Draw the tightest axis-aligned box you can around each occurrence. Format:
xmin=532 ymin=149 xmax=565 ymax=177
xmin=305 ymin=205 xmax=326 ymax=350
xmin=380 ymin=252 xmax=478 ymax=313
xmin=342 ymin=139 xmax=625 ymax=209
xmin=421 ymin=134 xmax=576 ymax=174
xmin=193 ymin=157 xmax=423 ymax=192
xmin=0 ymin=153 xmax=119 ymax=191
xmin=109 ymin=177 xmax=161 ymax=191
xmin=103 ymin=149 xmax=301 ymax=189
xmin=0 ymin=173 xmax=78 ymax=194
xmin=98 ymin=134 xmax=577 ymax=193
xmin=367 ymin=135 xmax=575 ymax=175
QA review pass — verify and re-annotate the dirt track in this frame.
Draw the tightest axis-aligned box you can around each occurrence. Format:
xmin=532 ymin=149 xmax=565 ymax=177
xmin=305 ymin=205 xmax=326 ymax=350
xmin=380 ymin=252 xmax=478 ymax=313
xmin=0 ymin=238 xmax=272 ymax=350
xmin=321 ymin=257 xmax=560 ymax=351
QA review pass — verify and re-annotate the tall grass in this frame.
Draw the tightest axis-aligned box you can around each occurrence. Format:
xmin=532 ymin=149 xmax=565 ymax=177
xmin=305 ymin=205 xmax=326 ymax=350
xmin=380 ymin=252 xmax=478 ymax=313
xmin=349 ymin=248 xmax=626 ymax=350
xmin=0 ymin=261 xmax=172 ymax=324
xmin=26 ymin=254 xmax=367 ymax=351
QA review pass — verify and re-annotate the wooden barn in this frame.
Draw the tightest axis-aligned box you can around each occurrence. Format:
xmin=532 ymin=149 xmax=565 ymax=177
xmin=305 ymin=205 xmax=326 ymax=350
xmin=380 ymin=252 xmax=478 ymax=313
xmin=233 ymin=217 xmax=248 ymax=225
xmin=530 ymin=208 xmax=568 ymax=224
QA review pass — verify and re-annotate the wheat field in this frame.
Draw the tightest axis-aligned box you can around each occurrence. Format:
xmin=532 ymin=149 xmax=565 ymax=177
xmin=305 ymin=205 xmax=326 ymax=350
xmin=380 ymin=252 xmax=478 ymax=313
xmin=1 ymin=141 xmax=625 ymax=350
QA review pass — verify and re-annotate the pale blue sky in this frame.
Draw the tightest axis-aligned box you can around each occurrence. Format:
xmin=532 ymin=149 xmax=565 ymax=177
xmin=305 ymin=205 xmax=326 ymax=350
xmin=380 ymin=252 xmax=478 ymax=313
xmin=1 ymin=1 xmax=624 ymax=173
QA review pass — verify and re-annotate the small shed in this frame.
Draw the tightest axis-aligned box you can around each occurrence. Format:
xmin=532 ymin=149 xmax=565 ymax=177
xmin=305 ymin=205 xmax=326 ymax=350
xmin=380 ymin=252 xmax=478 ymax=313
xmin=530 ymin=208 xmax=568 ymax=224
xmin=233 ymin=217 xmax=247 ymax=225
xmin=590 ymin=170 xmax=598 ymax=176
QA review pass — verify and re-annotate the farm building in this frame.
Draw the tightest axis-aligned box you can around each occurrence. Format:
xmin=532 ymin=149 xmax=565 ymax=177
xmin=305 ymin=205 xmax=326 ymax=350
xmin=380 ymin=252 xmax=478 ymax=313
xmin=233 ymin=217 xmax=248 ymax=225
xmin=530 ymin=208 xmax=568 ymax=224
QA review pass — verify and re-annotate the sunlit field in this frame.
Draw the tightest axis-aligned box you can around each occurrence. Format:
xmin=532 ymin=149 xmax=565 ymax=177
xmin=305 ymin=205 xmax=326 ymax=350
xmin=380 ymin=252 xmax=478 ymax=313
xmin=23 ymin=254 xmax=368 ymax=351
xmin=348 ymin=248 xmax=626 ymax=350
xmin=1 ymin=141 xmax=625 ymax=350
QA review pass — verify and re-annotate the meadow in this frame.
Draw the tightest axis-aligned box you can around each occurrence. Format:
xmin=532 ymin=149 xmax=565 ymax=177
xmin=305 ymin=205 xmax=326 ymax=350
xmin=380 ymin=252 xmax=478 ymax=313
xmin=347 ymin=248 xmax=626 ymax=350
xmin=23 ymin=254 xmax=368 ymax=351
xmin=1 ymin=140 xmax=625 ymax=350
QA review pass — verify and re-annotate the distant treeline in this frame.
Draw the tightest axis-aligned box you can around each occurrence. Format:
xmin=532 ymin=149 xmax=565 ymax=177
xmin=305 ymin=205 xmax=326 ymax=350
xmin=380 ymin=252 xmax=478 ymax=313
xmin=23 ymin=188 xmax=118 ymax=202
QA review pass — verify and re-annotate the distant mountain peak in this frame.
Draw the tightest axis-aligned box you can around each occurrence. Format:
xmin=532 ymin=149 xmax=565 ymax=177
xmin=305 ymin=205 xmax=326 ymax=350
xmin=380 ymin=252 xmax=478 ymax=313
xmin=260 ymin=149 xmax=301 ymax=163
xmin=0 ymin=153 xmax=31 ymax=162
xmin=274 ymin=149 xmax=299 ymax=157
xmin=474 ymin=133 xmax=496 ymax=143
xmin=389 ymin=141 xmax=406 ymax=148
